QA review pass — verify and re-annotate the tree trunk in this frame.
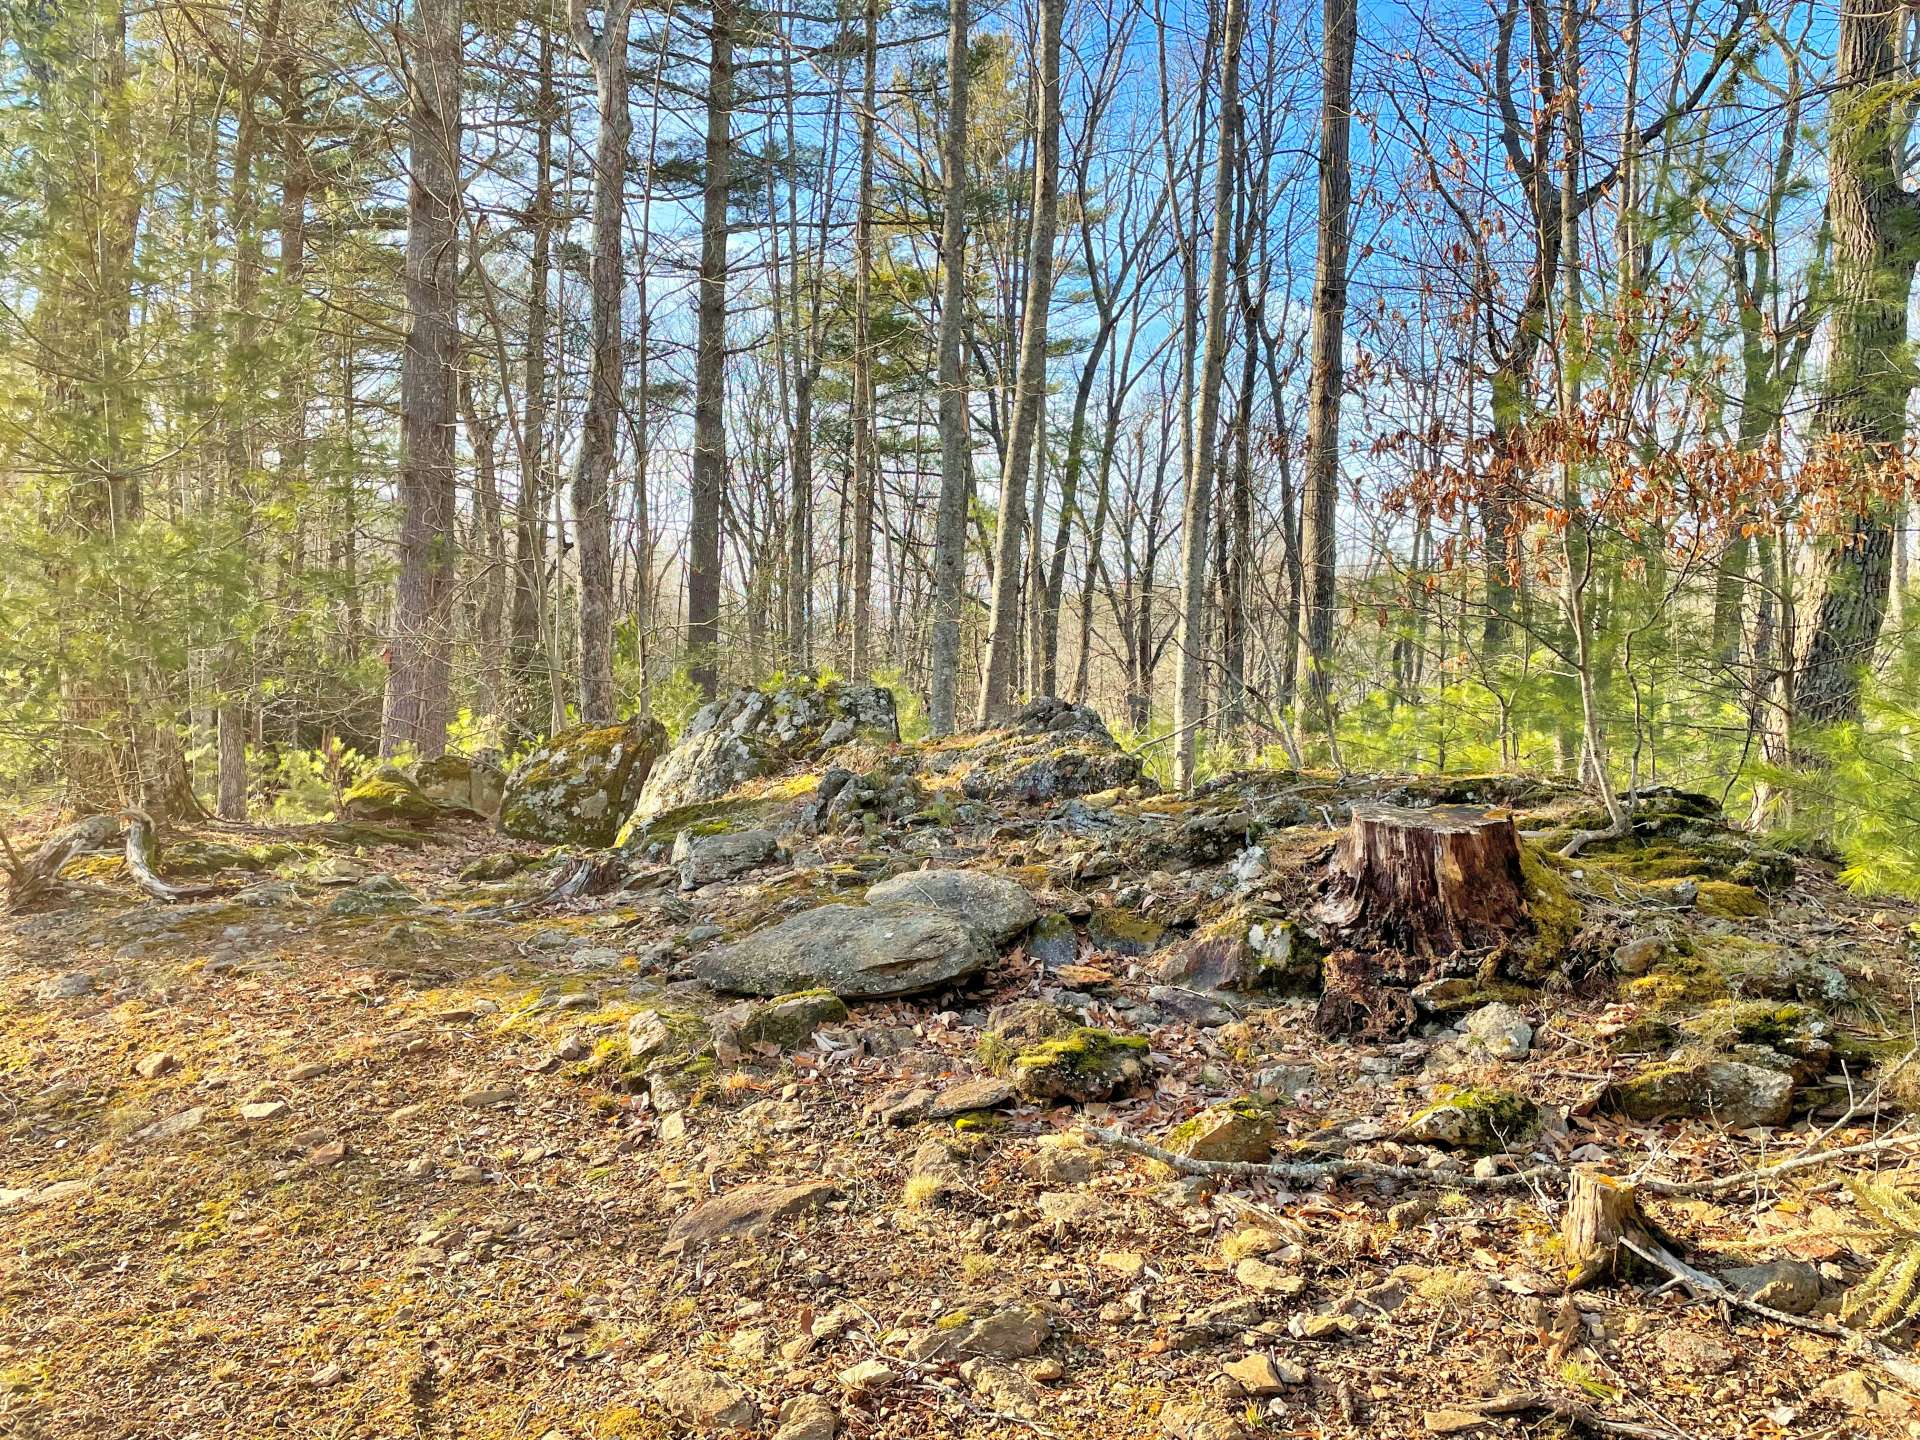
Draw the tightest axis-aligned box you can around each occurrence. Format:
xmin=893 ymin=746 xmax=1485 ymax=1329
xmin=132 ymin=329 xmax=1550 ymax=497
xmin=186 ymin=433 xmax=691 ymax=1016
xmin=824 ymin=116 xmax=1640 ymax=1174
xmin=927 ymin=0 xmax=973 ymax=736
xmin=688 ymin=0 xmax=733 ymax=699
xmin=1171 ymin=0 xmax=1245 ymax=788
xmin=1294 ymin=0 xmax=1355 ymax=740
xmin=976 ymin=0 xmax=1063 ymax=724
xmin=568 ymin=0 xmax=633 ymax=725
xmin=848 ymin=0 xmax=878 ymax=678
xmin=510 ymin=21 xmax=554 ymax=737
xmin=383 ymin=0 xmax=462 ymax=759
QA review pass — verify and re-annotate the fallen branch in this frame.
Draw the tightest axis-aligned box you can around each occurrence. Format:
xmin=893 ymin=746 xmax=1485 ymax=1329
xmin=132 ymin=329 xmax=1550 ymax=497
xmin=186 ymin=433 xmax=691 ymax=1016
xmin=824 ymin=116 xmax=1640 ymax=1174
xmin=1087 ymin=1126 xmax=1559 ymax=1192
xmin=1636 ymin=1129 xmax=1920 ymax=1198
xmin=120 ymin=810 xmax=220 ymax=903
xmin=1618 ymin=1236 xmax=1896 ymax=1355
xmin=2 ymin=814 xmax=121 ymax=910
xmin=1461 ymin=1390 xmax=1676 ymax=1439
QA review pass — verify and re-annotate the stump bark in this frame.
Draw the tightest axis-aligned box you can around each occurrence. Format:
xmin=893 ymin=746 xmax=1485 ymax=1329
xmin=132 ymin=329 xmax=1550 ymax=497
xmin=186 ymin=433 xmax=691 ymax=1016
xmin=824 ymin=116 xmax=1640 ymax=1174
xmin=1561 ymin=1166 xmax=1660 ymax=1289
xmin=1312 ymin=803 xmax=1528 ymax=958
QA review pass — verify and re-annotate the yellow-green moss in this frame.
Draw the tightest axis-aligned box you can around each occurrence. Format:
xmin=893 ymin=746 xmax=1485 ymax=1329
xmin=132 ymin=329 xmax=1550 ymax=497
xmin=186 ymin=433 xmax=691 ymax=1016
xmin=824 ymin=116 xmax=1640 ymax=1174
xmin=1517 ymin=843 xmax=1581 ymax=972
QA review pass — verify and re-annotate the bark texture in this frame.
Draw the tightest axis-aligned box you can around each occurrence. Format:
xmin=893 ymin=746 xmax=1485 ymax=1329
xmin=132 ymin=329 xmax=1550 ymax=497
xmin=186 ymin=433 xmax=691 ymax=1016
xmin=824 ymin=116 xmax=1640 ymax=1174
xmin=383 ymin=0 xmax=462 ymax=758
xmin=688 ymin=0 xmax=733 ymax=699
xmin=927 ymin=0 xmax=972 ymax=736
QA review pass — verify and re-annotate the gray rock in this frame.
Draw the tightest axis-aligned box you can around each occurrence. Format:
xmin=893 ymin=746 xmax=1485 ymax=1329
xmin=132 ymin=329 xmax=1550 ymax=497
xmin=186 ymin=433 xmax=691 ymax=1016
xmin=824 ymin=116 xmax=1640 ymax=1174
xmin=38 ymin=971 xmax=96 ymax=1001
xmin=663 ymin=1179 xmax=839 ymax=1254
xmin=864 ymin=868 xmax=1037 ymax=945
xmin=1611 ymin=1052 xmax=1795 ymax=1128
xmin=499 ymin=716 xmax=666 ymax=846
xmin=629 ymin=680 xmax=898 ymax=827
xmin=132 ymin=1106 xmax=207 ymax=1143
xmin=1722 ymin=1259 xmax=1821 ymax=1315
xmin=1148 ymin=985 xmax=1236 ymax=1027
xmin=649 ymin=1367 xmax=760 ymax=1430
xmin=693 ymin=902 xmax=990 ymax=998
xmin=414 ymin=753 xmax=506 ymax=818
xmin=1462 ymin=1002 xmax=1533 ymax=1061
xmin=673 ymin=827 xmax=781 ymax=889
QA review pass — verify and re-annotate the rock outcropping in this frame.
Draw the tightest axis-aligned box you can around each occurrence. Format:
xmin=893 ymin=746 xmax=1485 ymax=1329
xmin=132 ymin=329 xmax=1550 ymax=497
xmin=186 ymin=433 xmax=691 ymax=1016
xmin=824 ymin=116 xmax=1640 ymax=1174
xmin=499 ymin=717 xmax=667 ymax=846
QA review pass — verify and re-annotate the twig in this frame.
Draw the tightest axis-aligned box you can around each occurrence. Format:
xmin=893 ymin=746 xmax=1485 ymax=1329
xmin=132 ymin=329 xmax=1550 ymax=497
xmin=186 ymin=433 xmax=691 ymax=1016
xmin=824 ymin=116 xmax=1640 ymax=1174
xmin=1636 ymin=1129 xmax=1920 ymax=1198
xmin=1462 ymin=1390 xmax=1678 ymax=1439
xmin=1619 ymin=1237 xmax=1902 ymax=1361
xmin=1088 ymin=1126 xmax=1558 ymax=1191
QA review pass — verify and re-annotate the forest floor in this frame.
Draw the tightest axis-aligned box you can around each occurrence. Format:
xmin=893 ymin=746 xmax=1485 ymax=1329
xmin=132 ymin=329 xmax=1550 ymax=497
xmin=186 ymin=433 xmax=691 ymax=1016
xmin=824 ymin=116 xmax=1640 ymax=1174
xmin=4 ymin=752 xmax=1920 ymax=1440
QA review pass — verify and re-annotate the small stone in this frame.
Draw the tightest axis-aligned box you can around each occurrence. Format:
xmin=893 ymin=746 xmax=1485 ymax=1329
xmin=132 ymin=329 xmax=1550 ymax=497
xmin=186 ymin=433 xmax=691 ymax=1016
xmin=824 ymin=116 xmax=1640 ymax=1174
xmin=1612 ymin=936 xmax=1664 ymax=976
xmin=906 ymin=1303 xmax=1049 ymax=1362
xmin=1163 ymin=1101 xmax=1275 ymax=1163
xmin=132 ymin=1106 xmax=206 ymax=1144
xmin=924 ymin=1075 xmax=1017 ymax=1119
xmin=133 ymin=1051 xmax=178 ymax=1079
xmin=773 ymin=1395 xmax=839 ymax=1440
xmin=554 ymin=1032 xmax=591 ymax=1062
xmin=284 ymin=1061 xmax=330 ymax=1082
xmin=650 ymin=1366 xmax=760 ymax=1429
xmin=1422 ymin=1408 xmax=1489 ymax=1434
xmin=1221 ymin=1353 xmax=1304 ymax=1395
xmin=459 ymin=1085 xmax=517 ymax=1108
xmin=310 ymin=1362 xmax=344 ymax=1387
xmin=838 ymin=1359 xmax=897 ymax=1395
xmin=1235 ymin=1257 xmax=1306 ymax=1297
xmin=238 ymin=1100 xmax=288 ymax=1122
xmin=1813 ymin=1369 xmax=1907 ymax=1419
xmin=1461 ymin=1003 xmax=1532 ymax=1061
xmin=1388 ymin=1196 xmax=1438 ymax=1230
xmin=308 ymin=1139 xmax=349 ymax=1166
xmin=664 ymin=1180 xmax=839 ymax=1254
xmin=1098 ymin=1250 xmax=1147 ymax=1279
xmin=1721 ymin=1259 xmax=1821 ymax=1316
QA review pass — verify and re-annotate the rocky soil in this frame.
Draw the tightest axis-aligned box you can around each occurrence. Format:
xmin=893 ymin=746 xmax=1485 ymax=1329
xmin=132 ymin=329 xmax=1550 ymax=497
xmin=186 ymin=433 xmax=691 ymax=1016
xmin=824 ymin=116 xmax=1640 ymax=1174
xmin=4 ymin=683 xmax=1920 ymax=1439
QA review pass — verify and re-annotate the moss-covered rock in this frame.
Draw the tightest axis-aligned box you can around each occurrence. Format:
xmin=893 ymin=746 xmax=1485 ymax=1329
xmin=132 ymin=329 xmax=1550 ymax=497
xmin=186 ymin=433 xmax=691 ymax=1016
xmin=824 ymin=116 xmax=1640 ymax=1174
xmin=499 ymin=716 xmax=667 ymax=847
xmin=999 ymin=1027 xmax=1153 ymax=1104
xmin=341 ymin=766 xmax=438 ymax=825
xmin=1086 ymin=906 xmax=1168 ymax=956
xmin=325 ymin=874 xmax=421 ymax=917
xmin=628 ymin=678 xmax=899 ymax=828
xmin=1406 ymin=1087 xmax=1541 ymax=1154
xmin=415 ymin=753 xmax=506 ymax=818
xmin=722 ymin=988 xmax=849 ymax=1051
xmin=1515 ymin=844 xmax=1581 ymax=976
xmin=1028 ymin=912 xmax=1079 ymax=969
xmin=162 ymin=839 xmax=303 ymax=877
xmin=1610 ymin=1050 xmax=1794 ymax=1128
xmin=458 ymin=852 xmax=529 ymax=882
xmin=932 ymin=699 xmax=1145 ymax=805
xmin=1163 ymin=1098 xmax=1276 ymax=1163
xmin=1156 ymin=906 xmax=1320 ymax=994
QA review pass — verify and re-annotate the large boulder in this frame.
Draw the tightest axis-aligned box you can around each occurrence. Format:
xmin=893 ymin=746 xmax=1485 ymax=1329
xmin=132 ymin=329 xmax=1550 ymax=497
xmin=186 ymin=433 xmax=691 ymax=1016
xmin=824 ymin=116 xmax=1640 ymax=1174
xmin=341 ymin=765 xmax=437 ymax=825
xmin=931 ymin=698 xmax=1144 ymax=805
xmin=1610 ymin=1051 xmax=1796 ymax=1128
xmin=629 ymin=679 xmax=899 ymax=828
xmin=693 ymin=902 xmax=990 ymax=998
xmin=864 ymin=868 xmax=1037 ymax=944
xmin=499 ymin=716 xmax=666 ymax=846
xmin=414 ymin=753 xmax=505 ymax=818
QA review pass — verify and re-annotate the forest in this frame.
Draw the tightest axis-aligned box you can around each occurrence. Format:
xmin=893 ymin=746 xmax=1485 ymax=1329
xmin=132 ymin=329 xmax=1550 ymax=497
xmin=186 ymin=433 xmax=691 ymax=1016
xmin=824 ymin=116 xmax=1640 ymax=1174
xmin=7 ymin=0 xmax=1920 ymax=1436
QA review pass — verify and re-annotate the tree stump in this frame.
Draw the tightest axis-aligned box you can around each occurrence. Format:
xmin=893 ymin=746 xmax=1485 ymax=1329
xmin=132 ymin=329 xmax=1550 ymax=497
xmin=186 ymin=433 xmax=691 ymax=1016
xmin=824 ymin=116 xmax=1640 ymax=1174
xmin=1312 ymin=804 xmax=1529 ymax=959
xmin=1561 ymin=1166 xmax=1660 ymax=1289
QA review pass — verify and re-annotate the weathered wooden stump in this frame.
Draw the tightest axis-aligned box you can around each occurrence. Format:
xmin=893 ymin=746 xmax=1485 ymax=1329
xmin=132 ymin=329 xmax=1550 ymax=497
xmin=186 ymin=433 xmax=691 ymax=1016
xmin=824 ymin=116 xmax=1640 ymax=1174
xmin=1310 ymin=804 xmax=1534 ymax=1036
xmin=1312 ymin=803 xmax=1528 ymax=958
xmin=1561 ymin=1166 xmax=1659 ymax=1289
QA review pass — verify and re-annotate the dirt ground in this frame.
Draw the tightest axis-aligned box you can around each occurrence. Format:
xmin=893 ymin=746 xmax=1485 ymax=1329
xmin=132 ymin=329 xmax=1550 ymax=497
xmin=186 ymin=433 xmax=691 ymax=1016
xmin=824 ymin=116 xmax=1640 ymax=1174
xmin=3 ymin=798 xmax=1919 ymax=1440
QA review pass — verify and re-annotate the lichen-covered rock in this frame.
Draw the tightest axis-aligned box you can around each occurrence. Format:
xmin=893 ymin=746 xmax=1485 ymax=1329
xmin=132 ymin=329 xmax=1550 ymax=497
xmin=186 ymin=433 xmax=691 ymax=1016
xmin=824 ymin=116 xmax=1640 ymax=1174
xmin=1610 ymin=1051 xmax=1794 ymax=1128
xmin=1163 ymin=1099 xmax=1276 ymax=1163
xmin=1462 ymin=1002 xmax=1533 ymax=1060
xmin=673 ymin=826 xmax=781 ymax=889
xmin=939 ymin=699 xmax=1144 ymax=804
xmin=629 ymin=679 xmax=899 ymax=827
xmin=414 ymin=753 xmax=505 ymax=818
xmin=325 ymin=874 xmax=420 ymax=917
xmin=1087 ymin=906 xmax=1167 ymax=955
xmin=692 ymin=902 xmax=990 ymax=998
xmin=998 ymin=1027 xmax=1154 ymax=1104
xmin=1156 ymin=907 xmax=1319 ymax=994
xmin=499 ymin=716 xmax=666 ymax=846
xmin=1406 ymin=1087 xmax=1541 ymax=1153
xmin=341 ymin=765 xmax=437 ymax=825
xmin=864 ymin=868 xmax=1037 ymax=945
xmin=718 ymin=989 xmax=849 ymax=1051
